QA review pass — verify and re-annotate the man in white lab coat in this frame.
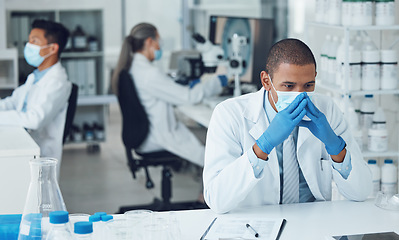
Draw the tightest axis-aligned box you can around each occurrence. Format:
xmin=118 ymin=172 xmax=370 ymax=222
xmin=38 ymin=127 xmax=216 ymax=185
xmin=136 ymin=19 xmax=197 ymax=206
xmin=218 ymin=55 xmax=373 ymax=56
xmin=0 ymin=19 xmax=71 ymax=176
xmin=203 ymin=38 xmax=372 ymax=214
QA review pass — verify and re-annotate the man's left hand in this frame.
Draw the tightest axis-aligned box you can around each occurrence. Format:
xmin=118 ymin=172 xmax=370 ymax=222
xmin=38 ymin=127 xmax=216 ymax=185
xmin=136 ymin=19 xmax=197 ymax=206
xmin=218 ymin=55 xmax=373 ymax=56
xmin=298 ymin=95 xmax=346 ymax=156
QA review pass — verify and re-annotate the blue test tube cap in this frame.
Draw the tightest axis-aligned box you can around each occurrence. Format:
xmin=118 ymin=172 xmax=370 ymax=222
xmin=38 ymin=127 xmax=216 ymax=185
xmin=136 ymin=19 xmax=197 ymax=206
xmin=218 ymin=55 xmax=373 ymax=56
xmin=94 ymin=212 xmax=107 ymax=217
xmin=74 ymin=221 xmax=93 ymax=234
xmin=101 ymin=215 xmax=113 ymax=222
xmin=49 ymin=211 xmax=69 ymax=224
xmin=365 ymin=94 xmax=373 ymax=98
xmin=89 ymin=214 xmax=101 ymax=222
xmin=384 ymin=159 xmax=393 ymax=164
xmin=368 ymin=159 xmax=377 ymax=164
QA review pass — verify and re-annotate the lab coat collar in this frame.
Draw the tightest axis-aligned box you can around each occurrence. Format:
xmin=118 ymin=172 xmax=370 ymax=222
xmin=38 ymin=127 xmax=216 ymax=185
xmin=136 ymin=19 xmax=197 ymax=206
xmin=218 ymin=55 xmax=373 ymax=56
xmin=243 ymin=88 xmax=265 ymax=124
xmin=134 ymin=53 xmax=151 ymax=64
xmin=33 ymin=62 xmax=64 ymax=87
xmin=245 ymin=89 xmax=268 ymax=141
xmin=244 ymin=88 xmax=280 ymax=183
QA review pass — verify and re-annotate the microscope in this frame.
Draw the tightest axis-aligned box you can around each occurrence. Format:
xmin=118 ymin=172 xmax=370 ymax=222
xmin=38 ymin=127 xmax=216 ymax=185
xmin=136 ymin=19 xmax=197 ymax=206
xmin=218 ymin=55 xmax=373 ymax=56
xmin=227 ymin=33 xmax=248 ymax=97
xmin=192 ymin=33 xmax=224 ymax=73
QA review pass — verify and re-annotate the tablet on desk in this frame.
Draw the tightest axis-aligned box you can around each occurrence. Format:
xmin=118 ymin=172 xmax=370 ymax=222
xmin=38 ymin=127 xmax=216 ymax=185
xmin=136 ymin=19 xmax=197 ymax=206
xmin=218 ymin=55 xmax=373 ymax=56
xmin=329 ymin=231 xmax=399 ymax=240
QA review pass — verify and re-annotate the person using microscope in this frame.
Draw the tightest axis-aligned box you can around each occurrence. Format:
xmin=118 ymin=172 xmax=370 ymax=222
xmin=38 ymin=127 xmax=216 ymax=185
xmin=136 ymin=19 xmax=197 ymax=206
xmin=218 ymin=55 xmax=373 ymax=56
xmin=111 ymin=22 xmax=227 ymax=167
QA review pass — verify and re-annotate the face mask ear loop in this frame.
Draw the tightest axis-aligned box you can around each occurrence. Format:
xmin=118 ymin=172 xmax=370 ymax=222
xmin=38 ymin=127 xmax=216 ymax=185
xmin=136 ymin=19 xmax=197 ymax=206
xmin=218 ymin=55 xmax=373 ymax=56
xmin=268 ymin=74 xmax=278 ymax=107
xmin=40 ymin=44 xmax=55 ymax=59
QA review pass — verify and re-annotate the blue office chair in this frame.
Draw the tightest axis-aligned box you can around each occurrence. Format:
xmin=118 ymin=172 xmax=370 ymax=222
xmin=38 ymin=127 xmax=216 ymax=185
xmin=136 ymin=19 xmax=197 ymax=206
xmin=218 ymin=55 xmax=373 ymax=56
xmin=116 ymin=69 xmax=207 ymax=212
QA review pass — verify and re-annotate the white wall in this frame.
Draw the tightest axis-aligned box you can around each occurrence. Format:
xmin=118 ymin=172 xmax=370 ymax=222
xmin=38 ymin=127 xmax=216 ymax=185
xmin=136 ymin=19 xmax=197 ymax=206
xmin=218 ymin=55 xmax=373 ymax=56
xmin=123 ymin=0 xmax=182 ymax=72
xmin=0 ymin=0 xmax=6 ymax=49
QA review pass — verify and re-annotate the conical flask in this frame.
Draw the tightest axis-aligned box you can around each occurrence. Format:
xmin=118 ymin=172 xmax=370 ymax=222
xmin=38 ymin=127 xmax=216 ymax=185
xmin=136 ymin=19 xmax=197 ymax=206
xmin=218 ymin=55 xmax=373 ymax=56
xmin=18 ymin=158 xmax=67 ymax=240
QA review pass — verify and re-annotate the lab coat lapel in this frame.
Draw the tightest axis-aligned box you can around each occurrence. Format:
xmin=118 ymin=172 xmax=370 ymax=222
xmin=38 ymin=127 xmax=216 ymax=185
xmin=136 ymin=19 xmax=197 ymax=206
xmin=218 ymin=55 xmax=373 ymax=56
xmin=244 ymin=89 xmax=279 ymax=181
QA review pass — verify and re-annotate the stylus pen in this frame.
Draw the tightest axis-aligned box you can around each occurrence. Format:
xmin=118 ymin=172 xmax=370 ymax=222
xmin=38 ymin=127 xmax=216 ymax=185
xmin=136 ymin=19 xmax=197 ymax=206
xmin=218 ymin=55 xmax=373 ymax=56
xmin=200 ymin=217 xmax=217 ymax=240
xmin=276 ymin=219 xmax=287 ymax=240
xmin=246 ymin=223 xmax=259 ymax=238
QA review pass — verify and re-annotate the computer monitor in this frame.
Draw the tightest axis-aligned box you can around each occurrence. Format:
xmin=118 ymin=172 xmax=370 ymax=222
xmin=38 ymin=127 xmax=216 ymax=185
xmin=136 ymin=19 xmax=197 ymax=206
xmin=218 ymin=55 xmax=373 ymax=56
xmin=209 ymin=15 xmax=274 ymax=88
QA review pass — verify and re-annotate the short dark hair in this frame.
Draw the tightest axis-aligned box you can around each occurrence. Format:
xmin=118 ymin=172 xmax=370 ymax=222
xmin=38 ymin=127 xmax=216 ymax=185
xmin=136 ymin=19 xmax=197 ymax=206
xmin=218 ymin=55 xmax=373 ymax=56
xmin=265 ymin=38 xmax=316 ymax=78
xmin=31 ymin=19 xmax=70 ymax=57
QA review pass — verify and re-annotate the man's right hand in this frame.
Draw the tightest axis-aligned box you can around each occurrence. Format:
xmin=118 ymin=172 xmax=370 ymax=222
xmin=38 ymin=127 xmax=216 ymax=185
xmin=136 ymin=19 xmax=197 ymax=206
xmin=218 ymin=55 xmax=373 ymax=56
xmin=255 ymin=92 xmax=308 ymax=155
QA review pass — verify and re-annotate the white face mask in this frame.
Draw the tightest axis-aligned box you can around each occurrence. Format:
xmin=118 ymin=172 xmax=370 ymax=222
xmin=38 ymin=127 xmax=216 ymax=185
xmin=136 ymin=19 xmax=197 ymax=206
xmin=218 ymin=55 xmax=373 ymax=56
xmin=269 ymin=74 xmax=314 ymax=112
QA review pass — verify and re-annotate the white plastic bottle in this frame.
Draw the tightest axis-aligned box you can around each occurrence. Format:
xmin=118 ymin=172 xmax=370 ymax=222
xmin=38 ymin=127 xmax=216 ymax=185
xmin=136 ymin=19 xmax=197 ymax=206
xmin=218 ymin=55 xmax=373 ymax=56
xmin=352 ymin=0 xmax=373 ymax=26
xmin=380 ymin=49 xmax=398 ymax=90
xmin=74 ymin=221 xmax=93 ymax=240
xmin=368 ymin=128 xmax=388 ymax=152
xmin=89 ymin=214 xmax=102 ymax=240
xmin=371 ymin=107 xmax=387 ymax=129
xmin=322 ymin=0 xmax=330 ymax=24
xmin=328 ymin=0 xmax=342 ymax=25
xmin=341 ymin=0 xmax=353 ymax=26
xmin=368 ymin=107 xmax=388 ymax=152
xmin=362 ymin=37 xmax=380 ymax=90
xmin=375 ymin=0 xmax=395 ymax=25
xmin=320 ymin=35 xmax=332 ymax=83
xmin=360 ymin=94 xmax=377 ymax=130
xmin=347 ymin=100 xmax=363 ymax=150
xmin=381 ymin=159 xmax=398 ymax=195
xmin=101 ymin=215 xmax=113 ymax=240
xmin=46 ymin=211 xmax=74 ymax=240
xmin=315 ymin=0 xmax=325 ymax=23
xmin=360 ymin=94 xmax=377 ymax=146
xmin=328 ymin=36 xmax=340 ymax=84
xmin=336 ymin=38 xmax=345 ymax=87
xmin=368 ymin=159 xmax=381 ymax=197
xmin=337 ymin=44 xmax=362 ymax=90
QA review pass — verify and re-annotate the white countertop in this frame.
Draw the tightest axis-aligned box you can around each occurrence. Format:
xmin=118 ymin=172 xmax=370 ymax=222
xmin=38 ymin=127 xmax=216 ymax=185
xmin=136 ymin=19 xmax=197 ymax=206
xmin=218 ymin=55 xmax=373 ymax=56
xmin=0 ymin=126 xmax=40 ymax=157
xmin=170 ymin=200 xmax=399 ymax=239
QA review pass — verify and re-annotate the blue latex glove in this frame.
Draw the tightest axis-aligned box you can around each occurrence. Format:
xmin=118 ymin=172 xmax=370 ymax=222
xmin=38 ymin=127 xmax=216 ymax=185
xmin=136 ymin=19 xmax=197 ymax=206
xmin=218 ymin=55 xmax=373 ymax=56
xmin=189 ymin=78 xmax=201 ymax=89
xmin=256 ymin=92 xmax=308 ymax=154
xmin=218 ymin=75 xmax=228 ymax=87
xmin=298 ymin=96 xmax=346 ymax=155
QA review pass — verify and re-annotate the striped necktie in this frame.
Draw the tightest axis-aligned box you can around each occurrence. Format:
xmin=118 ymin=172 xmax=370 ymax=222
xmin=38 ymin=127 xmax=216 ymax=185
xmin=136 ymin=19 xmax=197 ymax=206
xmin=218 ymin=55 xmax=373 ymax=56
xmin=282 ymin=131 xmax=299 ymax=204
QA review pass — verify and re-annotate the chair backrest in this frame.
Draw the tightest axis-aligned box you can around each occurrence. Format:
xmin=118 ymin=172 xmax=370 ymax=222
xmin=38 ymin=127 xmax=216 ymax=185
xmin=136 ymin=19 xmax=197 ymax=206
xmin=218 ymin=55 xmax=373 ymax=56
xmin=63 ymin=83 xmax=78 ymax=144
xmin=117 ymin=70 xmax=149 ymax=149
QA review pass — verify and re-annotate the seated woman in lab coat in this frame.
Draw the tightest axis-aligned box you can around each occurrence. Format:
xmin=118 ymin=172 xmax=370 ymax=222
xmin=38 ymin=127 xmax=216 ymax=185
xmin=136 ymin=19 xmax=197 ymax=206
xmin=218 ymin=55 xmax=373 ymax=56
xmin=203 ymin=38 xmax=372 ymax=214
xmin=111 ymin=22 xmax=225 ymax=167
xmin=0 ymin=19 xmax=71 ymax=176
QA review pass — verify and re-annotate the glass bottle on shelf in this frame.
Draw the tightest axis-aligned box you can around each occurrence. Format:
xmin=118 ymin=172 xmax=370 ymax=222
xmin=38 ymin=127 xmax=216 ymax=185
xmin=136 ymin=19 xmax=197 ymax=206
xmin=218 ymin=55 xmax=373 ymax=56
xmin=88 ymin=36 xmax=99 ymax=52
xmin=72 ymin=25 xmax=87 ymax=51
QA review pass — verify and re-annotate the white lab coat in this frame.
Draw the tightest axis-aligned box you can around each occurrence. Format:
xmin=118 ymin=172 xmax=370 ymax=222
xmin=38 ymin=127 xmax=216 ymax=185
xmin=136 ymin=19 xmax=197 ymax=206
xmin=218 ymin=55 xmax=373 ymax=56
xmin=0 ymin=62 xmax=71 ymax=175
xmin=204 ymin=89 xmax=372 ymax=214
xmin=131 ymin=53 xmax=222 ymax=166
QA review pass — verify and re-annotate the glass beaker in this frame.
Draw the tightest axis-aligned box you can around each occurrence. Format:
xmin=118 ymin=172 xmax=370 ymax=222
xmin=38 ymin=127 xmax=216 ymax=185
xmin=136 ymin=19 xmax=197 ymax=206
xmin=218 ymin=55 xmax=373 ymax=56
xmin=124 ymin=209 xmax=153 ymax=239
xmin=18 ymin=158 xmax=67 ymax=240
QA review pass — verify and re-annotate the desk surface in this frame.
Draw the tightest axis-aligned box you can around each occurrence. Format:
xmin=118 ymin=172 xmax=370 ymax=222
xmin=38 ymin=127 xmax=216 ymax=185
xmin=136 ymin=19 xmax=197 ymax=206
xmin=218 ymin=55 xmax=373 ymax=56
xmin=174 ymin=200 xmax=399 ymax=239
xmin=0 ymin=126 xmax=39 ymax=157
xmin=177 ymin=104 xmax=214 ymax=128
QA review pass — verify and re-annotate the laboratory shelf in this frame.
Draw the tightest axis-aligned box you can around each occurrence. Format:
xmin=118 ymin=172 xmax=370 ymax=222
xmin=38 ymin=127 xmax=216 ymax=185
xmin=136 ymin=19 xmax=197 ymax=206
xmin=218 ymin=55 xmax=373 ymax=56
xmin=0 ymin=84 xmax=17 ymax=89
xmin=362 ymin=150 xmax=399 ymax=159
xmin=316 ymin=82 xmax=399 ymax=96
xmin=308 ymin=22 xmax=399 ymax=31
xmin=61 ymin=51 xmax=104 ymax=58
xmin=77 ymin=94 xmax=117 ymax=106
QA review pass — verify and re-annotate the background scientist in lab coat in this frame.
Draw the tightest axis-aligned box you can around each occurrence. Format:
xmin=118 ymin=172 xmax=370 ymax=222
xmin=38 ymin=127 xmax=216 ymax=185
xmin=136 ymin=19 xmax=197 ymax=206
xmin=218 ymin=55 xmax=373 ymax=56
xmin=111 ymin=23 xmax=225 ymax=166
xmin=203 ymin=38 xmax=372 ymax=214
xmin=0 ymin=19 xmax=71 ymax=176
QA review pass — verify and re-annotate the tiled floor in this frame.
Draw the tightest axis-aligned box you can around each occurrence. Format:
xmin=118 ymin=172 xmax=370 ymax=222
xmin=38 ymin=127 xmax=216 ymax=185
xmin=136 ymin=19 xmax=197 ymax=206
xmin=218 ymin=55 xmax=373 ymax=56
xmin=59 ymin=103 xmax=204 ymax=214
